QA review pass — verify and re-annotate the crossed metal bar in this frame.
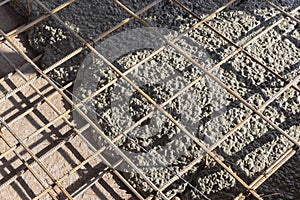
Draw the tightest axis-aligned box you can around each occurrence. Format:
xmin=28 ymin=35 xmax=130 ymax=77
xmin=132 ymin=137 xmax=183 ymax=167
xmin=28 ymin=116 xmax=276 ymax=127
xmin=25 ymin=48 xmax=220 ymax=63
xmin=0 ymin=0 xmax=299 ymax=199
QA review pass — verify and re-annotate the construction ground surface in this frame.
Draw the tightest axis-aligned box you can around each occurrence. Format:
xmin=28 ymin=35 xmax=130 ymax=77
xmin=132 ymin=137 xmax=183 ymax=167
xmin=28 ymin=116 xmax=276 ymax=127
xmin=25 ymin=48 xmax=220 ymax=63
xmin=0 ymin=0 xmax=299 ymax=200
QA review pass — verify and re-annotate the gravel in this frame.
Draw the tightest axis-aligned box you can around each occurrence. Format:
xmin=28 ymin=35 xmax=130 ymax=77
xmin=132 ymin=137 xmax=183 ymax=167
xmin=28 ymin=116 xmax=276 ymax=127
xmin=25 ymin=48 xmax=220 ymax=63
xmin=11 ymin=0 xmax=300 ymax=199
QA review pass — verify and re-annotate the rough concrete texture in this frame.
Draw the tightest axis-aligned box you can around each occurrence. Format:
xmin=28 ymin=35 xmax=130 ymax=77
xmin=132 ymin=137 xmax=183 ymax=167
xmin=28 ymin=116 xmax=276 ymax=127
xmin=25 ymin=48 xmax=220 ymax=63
xmin=11 ymin=0 xmax=300 ymax=199
xmin=0 ymin=63 xmax=135 ymax=200
xmin=0 ymin=4 xmax=135 ymax=200
xmin=0 ymin=4 xmax=36 ymax=78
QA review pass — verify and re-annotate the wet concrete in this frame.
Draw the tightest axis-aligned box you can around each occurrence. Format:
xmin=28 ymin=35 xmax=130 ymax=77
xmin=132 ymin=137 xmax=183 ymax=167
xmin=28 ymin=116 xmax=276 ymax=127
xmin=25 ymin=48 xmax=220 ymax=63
xmin=10 ymin=0 xmax=300 ymax=199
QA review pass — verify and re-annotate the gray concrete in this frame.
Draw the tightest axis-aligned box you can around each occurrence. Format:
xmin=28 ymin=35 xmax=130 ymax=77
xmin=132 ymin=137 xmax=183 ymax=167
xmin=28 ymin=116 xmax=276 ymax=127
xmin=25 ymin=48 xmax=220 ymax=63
xmin=11 ymin=0 xmax=300 ymax=199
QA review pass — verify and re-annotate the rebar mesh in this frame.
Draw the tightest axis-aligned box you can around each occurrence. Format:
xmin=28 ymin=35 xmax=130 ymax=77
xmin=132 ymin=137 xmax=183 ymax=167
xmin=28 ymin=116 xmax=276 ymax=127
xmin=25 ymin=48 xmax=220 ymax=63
xmin=0 ymin=0 xmax=299 ymax=199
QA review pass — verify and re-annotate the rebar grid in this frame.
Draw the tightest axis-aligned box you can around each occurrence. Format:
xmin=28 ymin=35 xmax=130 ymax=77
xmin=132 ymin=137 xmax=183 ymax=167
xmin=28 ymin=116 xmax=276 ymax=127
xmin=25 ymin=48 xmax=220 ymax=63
xmin=113 ymin=0 xmax=299 ymax=198
xmin=0 ymin=0 xmax=166 ymax=198
xmin=0 ymin=0 xmax=299 ymax=199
